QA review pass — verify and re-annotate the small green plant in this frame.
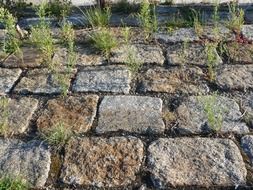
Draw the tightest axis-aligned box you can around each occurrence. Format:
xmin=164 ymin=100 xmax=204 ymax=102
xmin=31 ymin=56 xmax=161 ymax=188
xmin=45 ymin=0 xmax=72 ymax=19
xmin=0 ymin=175 xmax=29 ymax=190
xmin=0 ymin=97 xmax=9 ymax=137
xmin=84 ymin=6 xmax=111 ymax=28
xmin=122 ymin=25 xmax=131 ymax=44
xmin=178 ymin=39 xmax=189 ymax=65
xmin=30 ymin=2 xmax=55 ymax=70
xmin=125 ymin=46 xmax=142 ymax=74
xmin=0 ymin=8 xmax=22 ymax=56
xmin=226 ymin=2 xmax=244 ymax=33
xmin=90 ymin=28 xmax=117 ymax=60
xmin=198 ymin=94 xmax=224 ymax=132
xmin=191 ymin=9 xmax=203 ymax=37
xmin=205 ymin=42 xmax=220 ymax=81
xmin=212 ymin=1 xmax=221 ymax=40
xmin=137 ymin=1 xmax=158 ymax=39
xmin=40 ymin=121 xmax=73 ymax=147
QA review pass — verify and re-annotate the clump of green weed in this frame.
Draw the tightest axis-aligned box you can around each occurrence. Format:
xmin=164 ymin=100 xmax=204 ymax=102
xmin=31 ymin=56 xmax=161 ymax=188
xmin=0 ymin=175 xmax=29 ymax=190
xmin=90 ymin=28 xmax=117 ymax=60
xmin=46 ymin=0 xmax=72 ymax=19
xmin=84 ymin=6 xmax=111 ymax=28
xmin=190 ymin=9 xmax=204 ymax=37
xmin=226 ymin=2 xmax=244 ymax=33
xmin=137 ymin=1 xmax=158 ymax=39
xmin=0 ymin=8 xmax=22 ymax=56
xmin=205 ymin=42 xmax=220 ymax=81
xmin=30 ymin=2 xmax=55 ymax=69
xmin=0 ymin=97 xmax=9 ymax=138
xmin=40 ymin=121 xmax=73 ymax=147
xmin=125 ymin=46 xmax=142 ymax=74
xmin=198 ymin=93 xmax=224 ymax=132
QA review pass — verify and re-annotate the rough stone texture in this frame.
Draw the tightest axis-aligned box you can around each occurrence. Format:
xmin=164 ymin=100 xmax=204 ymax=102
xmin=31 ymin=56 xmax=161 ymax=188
xmin=242 ymin=25 xmax=253 ymax=41
xmin=240 ymin=93 xmax=253 ymax=127
xmin=241 ymin=135 xmax=253 ymax=165
xmin=2 ymin=47 xmax=43 ymax=68
xmin=167 ymin=43 xmax=222 ymax=66
xmin=139 ymin=66 xmax=208 ymax=95
xmin=154 ymin=28 xmax=199 ymax=44
xmin=201 ymin=25 xmax=234 ymax=41
xmin=0 ymin=68 xmax=22 ymax=95
xmin=0 ymin=30 xmax=6 ymax=41
xmin=110 ymin=44 xmax=165 ymax=65
xmin=216 ymin=65 xmax=253 ymax=91
xmin=147 ymin=138 xmax=247 ymax=188
xmin=18 ymin=17 xmax=57 ymax=29
xmin=37 ymin=95 xmax=98 ymax=133
xmin=0 ymin=97 xmax=38 ymax=136
xmin=226 ymin=43 xmax=253 ymax=64
xmin=72 ymin=66 xmax=131 ymax=94
xmin=0 ymin=139 xmax=51 ymax=187
xmin=97 ymin=96 xmax=165 ymax=134
xmin=76 ymin=46 xmax=104 ymax=66
xmin=61 ymin=137 xmax=144 ymax=187
xmin=14 ymin=68 xmax=74 ymax=94
xmin=176 ymin=96 xmax=249 ymax=134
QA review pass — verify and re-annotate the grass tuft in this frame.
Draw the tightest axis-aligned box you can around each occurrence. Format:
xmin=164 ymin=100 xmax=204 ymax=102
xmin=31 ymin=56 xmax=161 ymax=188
xmin=40 ymin=121 xmax=73 ymax=147
xmin=85 ymin=6 xmax=111 ymax=28
xmin=0 ymin=176 xmax=29 ymax=190
xmin=90 ymin=28 xmax=117 ymax=60
xmin=226 ymin=2 xmax=244 ymax=33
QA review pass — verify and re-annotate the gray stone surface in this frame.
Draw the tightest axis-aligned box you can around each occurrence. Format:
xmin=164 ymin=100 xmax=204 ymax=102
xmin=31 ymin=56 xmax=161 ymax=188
xmin=202 ymin=25 xmax=234 ymax=41
xmin=14 ymin=68 xmax=74 ymax=94
xmin=241 ymin=93 xmax=253 ymax=127
xmin=241 ymin=135 xmax=253 ymax=165
xmin=110 ymin=44 xmax=165 ymax=65
xmin=0 ymin=97 xmax=38 ymax=136
xmin=97 ymin=96 xmax=165 ymax=134
xmin=72 ymin=66 xmax=131 ymax=94
xmin=0 ymin=139 xmax=51 ymax=187
xmin=2 ymin=47 xmax=43 ymax=68
xmin=226 ymin=43 xmax=253 ymax=64
xmin=154 ymin=28 xmax=199 ymax=44
xmin=76 ymin=46 xmax=104 ymax=66
xmin=167 ymin=43 xmax=222 ymax=66
xmin=37 ymin=95 xmax=98 ymax=134
xmin=147 ymin=138 xmax=247 ymax=188
xmin=242 ymin=25 xmax=253 ymax=41
xmin=176 ymin=96 xmax=249 ymax=134
xmin=139 ymin=66 xmax=208 ymax=95
xmin=61 ymin=136 xmax=144 ymax=187
xmin=216 ymin=65 xmax=253 ymax=91
xmin=0 ymin=68 xmax=22 ymax=95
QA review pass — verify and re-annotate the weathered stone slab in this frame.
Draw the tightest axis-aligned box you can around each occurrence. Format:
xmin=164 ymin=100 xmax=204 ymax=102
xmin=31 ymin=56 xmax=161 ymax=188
xmin=0 ymin=97 xmax=38 ymax=136
xmin=201 ymin=25 xmax=234 ymax=41
xmin=110 ymin=44 xmax=165 ymax=65
xmin=72 ymin=66 xmax=131 ymax=94
xmin=14 ymin=68 xmax=74 ymax=95
xmin=147 ymin=138 xmax=247 ymax=188
xmin=154 ymin=28 xmax=200 ymax=44
xmin=240 ymin=93 xmax=253 ymax=127
xmin=139 ymin=66 xmax=208 ymax=95
xmin=0 ymin=68 xmax=22 ymax=95
xmin=61 ymin=137 xmax=144 ymax=187
xmin=37 ymin=95 xmax=98 ymax=134
xmin=242 ymin=25 xmax=253 ymax=41
xmin=18 ymin=17 xmax=57 ymax=30
xmin=0 ymin=139 xmax=51 ymax=187
xmin=2 ymin=47 xmax=43 ymax=68
xmin=176 ymin=96 xmax=249 ymax=134
xmin=167 ymin=43 xmax=222 ymax=66
xmin=76 ymin=46 xmax=104 ymax=66
xmin=97 ymin=96 xmax=164 ymax=134
xmin=0 ymin=30 xmax=6 ymax=41
xmin=226 ymin=43 xmax=253 ymax=64
xmin=241 ymin=135 xmax=253 ymax=165
xmin=216 ymin=65 xmax=253 ymax=91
